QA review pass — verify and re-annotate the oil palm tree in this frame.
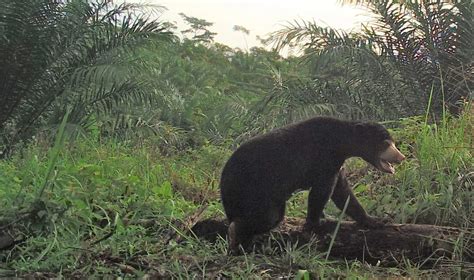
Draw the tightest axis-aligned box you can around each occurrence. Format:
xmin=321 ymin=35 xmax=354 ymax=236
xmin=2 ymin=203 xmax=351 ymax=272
xmin=0 ymin=0 xmax=171 ymax=154
xmin=272 ymin=0 xmax=472 ymax=119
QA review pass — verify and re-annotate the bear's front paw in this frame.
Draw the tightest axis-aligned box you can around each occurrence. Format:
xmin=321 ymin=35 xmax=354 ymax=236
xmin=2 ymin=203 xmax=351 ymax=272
xmin=303 ymin=219 xmax=335 ymax=233
xmin=303 ymin=220 xmax=327 ymax=233
xmin=359 ymin=215 xmax=391 ymax=229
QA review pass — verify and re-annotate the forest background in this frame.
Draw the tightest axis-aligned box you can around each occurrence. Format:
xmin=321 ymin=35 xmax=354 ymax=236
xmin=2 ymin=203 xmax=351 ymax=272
xmin=0 ymin=0 xmax=472 ymax=278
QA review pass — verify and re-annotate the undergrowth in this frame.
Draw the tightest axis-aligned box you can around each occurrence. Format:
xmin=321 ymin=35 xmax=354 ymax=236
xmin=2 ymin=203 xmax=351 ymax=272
xmin=0 ymin=112 xmax=472 ymax=278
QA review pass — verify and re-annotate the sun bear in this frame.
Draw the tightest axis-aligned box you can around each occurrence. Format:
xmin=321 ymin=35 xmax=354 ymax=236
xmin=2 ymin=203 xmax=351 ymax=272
xmin=220 ymin=117 xmax=405 ymax=252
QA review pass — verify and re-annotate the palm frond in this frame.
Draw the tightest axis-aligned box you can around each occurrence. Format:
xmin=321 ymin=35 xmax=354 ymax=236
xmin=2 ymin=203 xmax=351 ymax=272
xmin=0 ymin=0 xmax=172 ymax=153
xmin=272 ymin=0 xmax=472 ymax=120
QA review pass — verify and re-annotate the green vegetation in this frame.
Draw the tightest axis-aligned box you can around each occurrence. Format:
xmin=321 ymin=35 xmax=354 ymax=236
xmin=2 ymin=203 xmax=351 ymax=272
xmin=0 ymin=112 xmax=471 ymax=278
xmin=0 ymin=0 xmax=472 ymax=278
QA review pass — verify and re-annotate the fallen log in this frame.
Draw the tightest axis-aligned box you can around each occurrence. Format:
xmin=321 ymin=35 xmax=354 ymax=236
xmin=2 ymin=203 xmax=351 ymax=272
xmin=191 ymin=217 xmax=473 ymax=266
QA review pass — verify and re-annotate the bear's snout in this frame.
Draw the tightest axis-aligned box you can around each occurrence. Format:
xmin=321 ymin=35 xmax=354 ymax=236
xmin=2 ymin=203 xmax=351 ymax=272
xmin=380 ymin=142 xmax=405 ymax=164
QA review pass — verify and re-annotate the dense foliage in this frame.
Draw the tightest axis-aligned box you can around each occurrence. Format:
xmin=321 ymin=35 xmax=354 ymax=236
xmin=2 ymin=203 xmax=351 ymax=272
xmin=2 ymin=0 xmax=470 ymax=155
xmin=0 ymin=0 xmax=170 ymax=155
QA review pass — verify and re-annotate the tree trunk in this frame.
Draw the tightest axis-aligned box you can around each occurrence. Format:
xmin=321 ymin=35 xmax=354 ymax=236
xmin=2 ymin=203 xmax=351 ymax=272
xmin=191 ymin=217 xmax=473 ymax=266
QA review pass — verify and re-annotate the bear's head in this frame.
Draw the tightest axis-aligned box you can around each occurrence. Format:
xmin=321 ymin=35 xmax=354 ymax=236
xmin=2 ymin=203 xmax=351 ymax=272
xmin=354 ymin=122 xmax=405 ymax=174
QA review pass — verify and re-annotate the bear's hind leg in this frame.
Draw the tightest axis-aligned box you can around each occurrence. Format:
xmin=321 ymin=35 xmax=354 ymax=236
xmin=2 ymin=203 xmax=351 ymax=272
xmin=228 ymin=202 xmax=286 ymax=254
xmin=228 ymin=219 xmax=253 ymax=254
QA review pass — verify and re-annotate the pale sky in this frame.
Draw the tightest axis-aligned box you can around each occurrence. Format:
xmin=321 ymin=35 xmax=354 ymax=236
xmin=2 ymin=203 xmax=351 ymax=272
xmin=127 ymin=0 xmax=371 ymax=49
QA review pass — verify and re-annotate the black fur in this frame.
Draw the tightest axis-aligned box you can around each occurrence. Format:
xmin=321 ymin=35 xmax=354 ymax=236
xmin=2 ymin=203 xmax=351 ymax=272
xmin=220 ymin=117 xmax=394 ymax=250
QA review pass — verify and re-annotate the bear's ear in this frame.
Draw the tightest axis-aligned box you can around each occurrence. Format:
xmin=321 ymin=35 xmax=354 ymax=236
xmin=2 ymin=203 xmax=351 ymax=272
xmin=354 ymin=123 xmax=366 ymax=135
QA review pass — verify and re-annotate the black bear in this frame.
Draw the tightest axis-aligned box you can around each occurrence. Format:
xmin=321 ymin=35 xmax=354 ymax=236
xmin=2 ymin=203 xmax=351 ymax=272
xmin=220 ymin=117 xmax=405 ymax=252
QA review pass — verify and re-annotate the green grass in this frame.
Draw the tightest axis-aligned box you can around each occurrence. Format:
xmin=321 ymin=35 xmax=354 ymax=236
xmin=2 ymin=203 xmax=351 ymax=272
xmin=0 ymin=112 xmax=472 ymax=278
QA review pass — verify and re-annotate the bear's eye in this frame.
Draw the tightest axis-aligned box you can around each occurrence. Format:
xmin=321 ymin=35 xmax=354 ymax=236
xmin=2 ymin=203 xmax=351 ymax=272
xmin=379 ymin=139 xmax=391 ymax=150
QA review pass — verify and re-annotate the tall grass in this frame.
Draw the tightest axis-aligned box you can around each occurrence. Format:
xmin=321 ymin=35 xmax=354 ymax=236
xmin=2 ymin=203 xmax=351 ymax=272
xmin=388 ymin=109 xmax=473 ymax=227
